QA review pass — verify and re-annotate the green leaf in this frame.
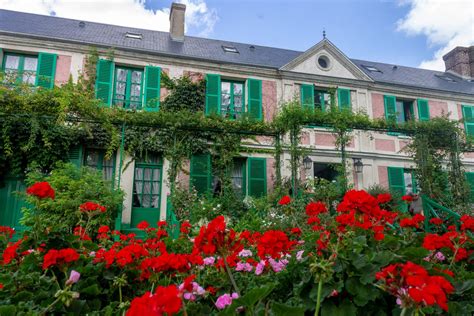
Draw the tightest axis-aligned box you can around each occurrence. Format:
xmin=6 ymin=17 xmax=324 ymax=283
xmin=400 ymin=247 xmax=429 ymax=260
xmin=236 ymin=284 xmax=275 ymax=307
xmin=345 ymin=278 xmax=380 ymax=307
xmin=271 ymin=302 xmax=305 ymax=316
xmin=80 ymin=284 xmax=101 ymax=296
xmin=0 ymin=305 xmax=17 ymax=316
xmin=321 ymin=300 xmax=356 ymax=316
xmin=454 ymin=280 xmax=474 ymax=295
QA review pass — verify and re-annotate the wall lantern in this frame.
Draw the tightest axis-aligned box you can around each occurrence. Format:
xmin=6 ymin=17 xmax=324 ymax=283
xmin=353 ymin=158 xmax=363 ymax=174
xmin=303 ymin=156 xmax=312 ymax=170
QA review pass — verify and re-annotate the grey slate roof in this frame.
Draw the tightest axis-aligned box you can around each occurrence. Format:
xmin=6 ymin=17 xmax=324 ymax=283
xmin=1 ymin=9 xmax=473 ymax=96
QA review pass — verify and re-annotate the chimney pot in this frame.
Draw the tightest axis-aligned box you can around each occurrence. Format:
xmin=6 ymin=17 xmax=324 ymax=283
xmin=169 ymin=2 xmax=186 ymax=42
xmin=442 ymin=46 xmax=474 ymax=79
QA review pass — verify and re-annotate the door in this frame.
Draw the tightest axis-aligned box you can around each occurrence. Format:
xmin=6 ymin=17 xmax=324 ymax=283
xmin=131 ymin=155 xmax=162 ymax=228
xmin=0 ymin=177 xmax=27 ymax=234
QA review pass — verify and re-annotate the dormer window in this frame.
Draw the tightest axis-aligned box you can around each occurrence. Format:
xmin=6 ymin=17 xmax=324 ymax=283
xmin=222 ymin=45 xmax=239 ymax=54
xmin=125 ymin=32 xmax=143 ymax=40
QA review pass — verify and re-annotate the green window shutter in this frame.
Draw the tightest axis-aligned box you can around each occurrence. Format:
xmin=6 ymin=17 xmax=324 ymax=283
xmin=300 ymin=84 xmax=314 ymax=110
xmin=0 ymin=48 xmax=3 ymax=70
xmin=337 ymin=88 xmax=351 ymax=110
xmin=462 ymin=105 xmax=474 ymax=137
xmin=67 ymin=145 xmax=83 ymax=168
xmin=36 ymin=52 xmax=57 ymax=89
xmin=387 ymin=167 xmax=405 ymax=195
xmin=384 ymin=95 xmax=397 ymax=120
xmin=247 ymin=78 xmax=262 ymax=120
xmin=95 ymin=59 xmax=114 ymax=106
xmin=205 ymin=74 xmax=221 ymax=116
xmin=144 ymin=66 xmax=161 ymax=112
xmin=465 ymin=172 xmax=474 ymax=201
xmin=190 ymin=154 xmax=211 ymax=195
xmin=417 ymin=99 xmax=430 ymax=121
xmin=248 ymin=158 xmax=266 ymax=197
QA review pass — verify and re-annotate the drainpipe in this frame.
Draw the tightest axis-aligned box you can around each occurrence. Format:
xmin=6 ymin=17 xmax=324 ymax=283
xmin=114 ymin=123 xmax=126 ymax=232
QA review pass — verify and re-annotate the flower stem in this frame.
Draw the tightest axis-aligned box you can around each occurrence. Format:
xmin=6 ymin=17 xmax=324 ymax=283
xmin=223 ymin=255 xmax=240 ymax=295
xmin=314 ymin=279 xmax=323 ymax=316
xmin=400 ymin=307 xmax=407 ymax=316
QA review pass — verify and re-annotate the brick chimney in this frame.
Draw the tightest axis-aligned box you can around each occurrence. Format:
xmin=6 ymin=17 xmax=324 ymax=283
xmin=169 ymin=2 xmax=186 ymax=42
xmin=442 ymin=46 xmax=474 ymax=79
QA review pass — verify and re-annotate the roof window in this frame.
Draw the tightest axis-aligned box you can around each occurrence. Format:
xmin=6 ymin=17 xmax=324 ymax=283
xmin=125 ymin=32 xmax=143 ymax=40
xmin=222 ymin=45 xmax=239 ymax=54
xmin=436 ymin=75 xmax=456 ymax=82
xmin=362 ymin=65 xmax=382 ymax=73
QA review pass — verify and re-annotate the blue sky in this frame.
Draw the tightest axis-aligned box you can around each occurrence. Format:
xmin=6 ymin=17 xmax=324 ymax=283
xmin=1 ymin=0 xmax=472 ymax=70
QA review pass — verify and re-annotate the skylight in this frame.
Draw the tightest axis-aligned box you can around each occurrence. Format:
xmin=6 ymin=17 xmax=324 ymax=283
xmin=436 ymin=75 xmax=456 ymax=83
xmin=362 ymin=65 xmax=382 ymax=73
xmin=222 ymin=45 xmax=239 ymax=54
xmin=125 ymin=32 xmax=143 ymax=40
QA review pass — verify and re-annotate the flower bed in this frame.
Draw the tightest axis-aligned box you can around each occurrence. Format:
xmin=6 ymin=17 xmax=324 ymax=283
xmin=0 ymin=183 xmax=473 ymax=315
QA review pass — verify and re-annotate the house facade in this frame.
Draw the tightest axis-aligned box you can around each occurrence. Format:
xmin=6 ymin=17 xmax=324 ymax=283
xmin=1 ymin=3 xmax=474 ymax=231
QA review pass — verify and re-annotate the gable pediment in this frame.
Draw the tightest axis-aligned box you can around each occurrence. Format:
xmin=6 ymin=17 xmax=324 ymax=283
xmin=280 ymin=39 xmax=372 ymax=81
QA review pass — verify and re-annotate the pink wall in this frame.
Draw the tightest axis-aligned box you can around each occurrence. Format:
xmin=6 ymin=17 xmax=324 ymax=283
xmin=262 ymin=80 xmax=277 ymax=122
xmin=375 ymin=139 xmax=396 ymax=152
xmin=176 ymin=159 xmax=190 ymax=190
xmin=399 ymin=140 xmax=411 ymax=151
xmin=429 ymin=100 xmax=449 ymax=118
xmin=378 ymin=166 xmax=389 ymax=188
xmin=464 ymin=152 xmax=474 ymax=159
xmin=315 ymin=133 xmax=336 ymax=146
xmin=55 ymin=55 xmax=72 ymax=86
xmin=183 ymin=70 xmax=204 ymax=83
xmin=372 ymin=93 xmax=385 ymax=119
xmin=160 ymin=68 xmax=170 ymax=101
xmin=301 ymin=132 xmax=310 ymax=145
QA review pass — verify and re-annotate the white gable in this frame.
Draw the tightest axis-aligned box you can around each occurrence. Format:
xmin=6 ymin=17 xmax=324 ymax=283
xmin=280 ymin=39 xmax=372 ymax=81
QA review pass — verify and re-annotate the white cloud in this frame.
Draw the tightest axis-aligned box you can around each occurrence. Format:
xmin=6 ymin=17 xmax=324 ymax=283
xmin=397 ymin=0 xmax=474 ymax=70
xmin=0 ymin=0 xmax=217 ymax=36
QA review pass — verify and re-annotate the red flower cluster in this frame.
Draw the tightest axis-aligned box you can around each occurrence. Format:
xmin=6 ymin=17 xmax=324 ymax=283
xmin=429 ymin=218 xmax=443 ymax=226
xmin=193 ymin=216 xmax=242 ymax=258
xmin=256 ymin=230 xmax=295 ymax=259
xmin=460 ymin=215 xmax=474 ymax=231
xmin=26 ymin=182 xmax=55 ymax=200
xmin=180 ymin=221 xmax=192 ymax=234
xmin=376 ymin=261 xmax=454 ymax=311
xmin=95 ymin=243 xmax=149 ymax=268
xmin=0 ymin=226 xmax=15 ymax=240
xmin=79 ymin=202 xmax=106 ymax=213
xmin=335 ymin=190 xmax=397 ymax=239
xmin=305 ymin=201 xmax=328 ymax=231
xmin=2 ymin=239 xmax=23 ymax=265
xmin=137 ymin=221 xmax=150 ymax=230
xmin=422 ymin=231 xmax=472 ymax=262
xmin=139 ymin=252 xmax=203 ymax=279
xmin=400 ymin=214 xmax=425 ymax=229
xmin=42 ymin=248 xmax=80 ymax=270
xmin=376 ymin=193 xmax=392 ymax=204
xmin=401 ymin=195 xmax=413 ymax=203
xmin=126 ymin=285 xmax=182 ymax=316
xmin=278 ymin=195 xmax=291 ymax=205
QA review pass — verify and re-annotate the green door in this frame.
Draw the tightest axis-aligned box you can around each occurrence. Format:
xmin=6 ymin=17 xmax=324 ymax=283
xmin=131 ymin=155 xmax=163 ymax=228
xmin=0 ymin=177 xmax=27 ymax=233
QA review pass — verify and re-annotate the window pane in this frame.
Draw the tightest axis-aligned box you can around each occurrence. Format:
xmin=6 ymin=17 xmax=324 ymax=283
xmin=5 ymin=55 xmax=20 ymax=69
xmin=22 ymin=73 xmax=36 ymax=85
xmin=131 ymin=71 xmax=142 ymax=84
xmin=221 ymin=82 xmax=231 ymax=94
xmin=231 ymin=161 xmax=244 ymax=194
xmin=404 ymin=172 xmax=414 ymax=194
xmin=233 ymin=83 xmax=243 ymax=95
xmin=323 ymin=93 xmax=331 ymax=108
xmin=23 ymin=57 xmax=37 ymax=71
xmin=116 ymin=69 xmax=127 ymax=82
xmin=395 ymin=101 xmax=405 ymax=123
xmin=116 ymin=82 xmax=126 ymax=95
xmin=130 ymin=83 xmax=141 ymax=96
xmin=234 ymin=95 xmax=242 ymax=109
xmin=85 ymin=150 xmax=100 ymax=168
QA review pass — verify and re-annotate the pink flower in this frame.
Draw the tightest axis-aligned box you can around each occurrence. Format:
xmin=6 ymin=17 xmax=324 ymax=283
xmin=238 ymin=249 xmax=253 ymax=257
xmin=255 ymin=260 xmax=266 ymax=275
xmin=66 ymin=270 xmax=80 ymax=285
xmin=296 ymin=250 xmax=304 ymax=261
xmin=235 ymin=262 xmax=253 ymax=272
xmin=435 ymin=251 xmax=446 ymax=261
xmin=268 ymin=258 xmax=288 ymax=273
xmin=215 ymin=293 xmax=238 ymax=309
xmin=203 ymin=257 xmax=215 ymax=265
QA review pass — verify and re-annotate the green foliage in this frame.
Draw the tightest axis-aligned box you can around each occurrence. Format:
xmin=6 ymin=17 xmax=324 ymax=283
xmin=160 ymin=72 xmax=205 ymax=112
xmin=23 ymin=163 xmax=123 ymax=234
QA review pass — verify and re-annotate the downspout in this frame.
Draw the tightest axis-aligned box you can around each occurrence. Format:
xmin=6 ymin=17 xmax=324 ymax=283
xmin=114 ymin=123 xmax=126 ymax=232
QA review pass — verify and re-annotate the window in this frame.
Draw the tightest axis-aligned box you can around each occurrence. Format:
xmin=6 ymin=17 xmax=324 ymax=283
xmin=362 ymin=65 xmax=382 ymax=73
xmin=404 ymin=169 xmax=418 ymax=194
xmin=230 ymin=158 xmax=246 ymax=197
xmin=388 ymin=167 xmax=418 ymax=195
xmin=113 ymin=67 xmax=144 ymax=110
xmin=435 ymin=75 xmax=456 ymax=83
xmin=462 ymin=105 xmax=474 ymax=137
xmin=2 ymin=53 xmax=38 ymax=85
xmin=314 ymin=89 xmax=333 ymax=111
xmin=125 ymin=32 xmax=142 ymax=40
xmin=221 ymin=80 xmax=245 ymax=119
xmin=313 ymin=163 xmax=339 ymax=182
xmin=317 ymin=55 xmax=330 ymax=70
xmin=83 ymin=149 xmax=115 ymax=181
xmin=395 ymin=99 xmax=414 ymax=123
xmin=132 ymin=155 xmax=162 ymax=209
xmin=222 ymin=46 xmax=239 ymax=54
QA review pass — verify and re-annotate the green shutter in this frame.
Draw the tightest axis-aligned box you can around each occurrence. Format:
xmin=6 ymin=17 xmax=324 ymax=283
xmin=337 ymin=88 xmax=351 ymax=110
xmin=68 ymin=145 xmax=83 ymax=168
xmin=190 ymin=154 xmax=211 ymax=195
xmin=465 ymin=172 xmax=474 ymax=201
xmin=384 ymin=95 xmax=397 ymax=120
xmin=462 ymin=105 xmax=474 ymax=137
xmin=387 ymin=167 xmax=405 ymax=195
xmin=247 ymin=78 xmax=262 ymax=120
xmin=417 ymin=99 xmax=430 ymax=121
xmin=144 ymin=66 xmax=161 ymax=112
xmin=205 ymin=74 xmax=221 ymax=115
xmin=300 ymin=84 xmax=314 ymax=110
xmin=95 ymin=59 xmax=114 ymax=106
xmin=0 ymin=48 xmax=3 ymax=70
xmin=36 ymin=52 xmax=57 ymax=89
xmin=248 ymin=158 xmax=266 ymax=197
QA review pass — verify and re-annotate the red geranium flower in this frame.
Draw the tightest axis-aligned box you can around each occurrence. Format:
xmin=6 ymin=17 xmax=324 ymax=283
xmin=305 ymin=201 xmax=327 ymax=216
xmin=278 ymin=195 xmax=291 ymax=205
xmin=400 ymin=214 xmax=425 ymax=229
xmin=429 ymin=218 xmax=443 ymax=226
xmin=401 ymin=195 xmax=413 ymax=203
xmin=42 ymin=248 xmax=80 ymax=270
xmin=26 ymin=182 xmax=55 ymax=200
xmin=376 ymin=193 xmax=392 ymax=204
xmin=137 ymin=221 xmax=150 ymax=230
xmin=180 ymin=221 xmax=192 ymax=234
xmin=127 ymin=285 xmax=182 ymax=316
xmin=460 ymin=215 xmax=474 ymax=231
xmin=80 ymin=202 xmax=106 ymax=213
